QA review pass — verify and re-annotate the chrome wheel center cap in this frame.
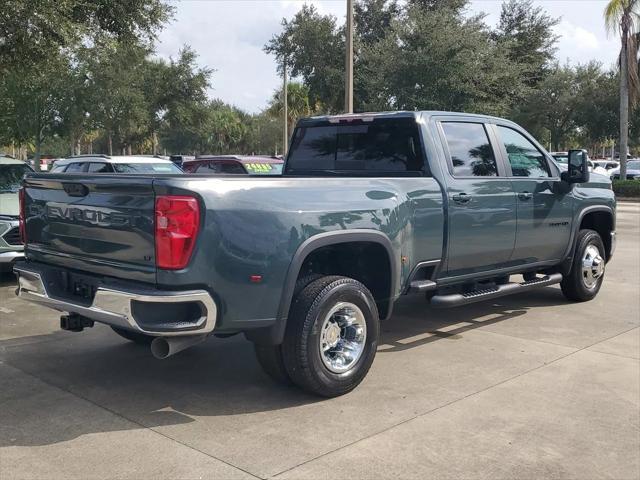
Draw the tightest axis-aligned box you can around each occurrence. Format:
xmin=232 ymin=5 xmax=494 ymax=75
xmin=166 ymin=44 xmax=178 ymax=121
xmin=319 ymin=302 xmax=367 ymax=374
xmin=582 ymin=244 xmax=605 ymax=288
xmin=323 ymin=323 xmax=341 ymax=348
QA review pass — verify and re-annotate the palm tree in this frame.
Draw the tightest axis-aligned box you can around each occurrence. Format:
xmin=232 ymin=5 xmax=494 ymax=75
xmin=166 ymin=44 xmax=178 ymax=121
xmin=267 ymin=82 xmax=315 ymax=135
xmin=605 ymin=0 xmax=640 ymax=180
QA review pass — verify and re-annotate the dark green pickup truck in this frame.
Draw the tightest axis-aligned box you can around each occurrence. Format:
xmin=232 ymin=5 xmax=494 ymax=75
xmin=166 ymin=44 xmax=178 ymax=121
xmin=14 ymin=111 xmax=616 ymax=397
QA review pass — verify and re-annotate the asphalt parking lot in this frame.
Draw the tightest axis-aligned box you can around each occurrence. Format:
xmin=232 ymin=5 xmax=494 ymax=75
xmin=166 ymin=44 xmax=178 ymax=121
xmin=1 ymin=202 xmax=638 ymax=480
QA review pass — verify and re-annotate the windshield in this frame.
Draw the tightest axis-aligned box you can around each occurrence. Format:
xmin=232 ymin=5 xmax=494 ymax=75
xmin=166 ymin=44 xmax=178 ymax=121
xmin=626 ymin=160 xmax=640 ymax=170
xmin=0 ymin=163 xmax=33 ymax=192
xmin=243 ymin=162 xmax=283 ymax=175
xmin=112 ymin=162 xmax=182 ymax=174
xmin=553 ymin=155 xmax=568 ymax=164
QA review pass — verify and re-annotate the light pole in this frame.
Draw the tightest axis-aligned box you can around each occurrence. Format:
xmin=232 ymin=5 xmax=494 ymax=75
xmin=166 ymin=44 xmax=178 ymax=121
xmin=345 ymin=0 xmax=354 ymax=114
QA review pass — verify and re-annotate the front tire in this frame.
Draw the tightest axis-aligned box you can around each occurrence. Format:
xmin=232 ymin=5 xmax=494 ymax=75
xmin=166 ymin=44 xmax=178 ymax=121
xmin=281 ymin=275 xmax=380 ymax=397
xmin=561 ymin=229 xmax=606 ymax=302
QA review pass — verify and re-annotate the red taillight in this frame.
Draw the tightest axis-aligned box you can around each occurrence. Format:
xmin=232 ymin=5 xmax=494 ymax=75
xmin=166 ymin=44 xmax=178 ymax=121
xmin=155 ymin=195 xmax=200 ymax=270
xmin=18 ymin=187 xmax=27 ymax=244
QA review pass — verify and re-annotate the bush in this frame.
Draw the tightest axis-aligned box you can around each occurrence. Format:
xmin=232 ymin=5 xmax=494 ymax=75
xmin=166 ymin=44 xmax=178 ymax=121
xmin=613 ymin=180 xmax=640 ymax=198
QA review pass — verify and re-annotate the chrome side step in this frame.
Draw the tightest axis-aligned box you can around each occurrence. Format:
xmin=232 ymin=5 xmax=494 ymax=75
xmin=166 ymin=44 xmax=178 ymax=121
xmin=429 ymin=273 xmax=563 ymax=308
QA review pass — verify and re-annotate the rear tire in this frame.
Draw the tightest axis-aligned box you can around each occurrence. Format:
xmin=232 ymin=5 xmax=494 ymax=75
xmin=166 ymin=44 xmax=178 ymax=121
xmin=561 ymin=229 xmax=606 ymax=302
xmin=111 ymin=326 xmax=155 ymax=345
xmin=254 ymin=274 xmax=322 ymax=385
xmin=281 ymin=275 xmax=379 ymax=397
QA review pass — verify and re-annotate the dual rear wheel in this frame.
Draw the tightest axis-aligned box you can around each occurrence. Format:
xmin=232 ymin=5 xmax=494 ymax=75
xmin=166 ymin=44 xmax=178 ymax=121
xmin=255 ymin=275 xmax=380 ymax=398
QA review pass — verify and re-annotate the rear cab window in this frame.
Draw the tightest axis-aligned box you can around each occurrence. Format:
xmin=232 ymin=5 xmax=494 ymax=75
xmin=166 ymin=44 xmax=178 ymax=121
xmin=286 ymin=117 xmax=426 ymax=175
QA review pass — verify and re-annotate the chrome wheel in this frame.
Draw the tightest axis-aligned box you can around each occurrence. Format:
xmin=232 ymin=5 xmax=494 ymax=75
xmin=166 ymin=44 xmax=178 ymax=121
xmin=581 ymin=244 xmax=604 ymax=289
xmin=319 ymin=302 xmax=367 ymax=373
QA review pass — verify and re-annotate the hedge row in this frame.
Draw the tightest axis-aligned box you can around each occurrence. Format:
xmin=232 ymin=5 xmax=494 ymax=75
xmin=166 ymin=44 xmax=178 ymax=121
xmin=613 ymin=180 xmax=640 ymax=198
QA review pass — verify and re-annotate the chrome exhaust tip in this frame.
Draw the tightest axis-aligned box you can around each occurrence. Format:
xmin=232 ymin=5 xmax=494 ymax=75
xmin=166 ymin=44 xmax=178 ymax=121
xmin=150 ymin=335 xmax=206 ymax=359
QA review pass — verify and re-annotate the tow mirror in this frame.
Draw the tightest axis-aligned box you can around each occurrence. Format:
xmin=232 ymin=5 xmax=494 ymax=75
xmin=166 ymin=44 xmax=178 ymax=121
xmin=561 ymin=149 xmax=589 ymax=184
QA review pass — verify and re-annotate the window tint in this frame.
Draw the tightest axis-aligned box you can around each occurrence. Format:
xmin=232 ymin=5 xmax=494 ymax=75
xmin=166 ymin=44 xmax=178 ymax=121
xmin=219 ymin=162 xmax=246 ymax=174
xmin=64 ymin=162 xmax=86 ymax=173
xmin=196 ymin=162 xmax=221 ymax=173
xmin=441 ymin=122 xmax=498 ymax=177
xmin=50 ymin=164 xmax=66 ymax=173
xmin=286 ymin=118 xmax=425 ymax=174
xmin=112 ymin=162 xmax=181 ymax=173
xmin=87 ymin=162 xmax=113 ymax=173
xmin=498 ymin=126 xmax=550 ymax=177
xmin=0 ymin=163 xmax=32 ymax=192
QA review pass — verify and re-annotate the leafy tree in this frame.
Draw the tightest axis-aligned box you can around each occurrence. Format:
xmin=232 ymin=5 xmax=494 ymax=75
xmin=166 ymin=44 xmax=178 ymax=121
xmin=573 ymin=63 xmax=618 ymax=148
xmin=144 ymin=47 xmax=212 ymax=154
xmin=355 ymin=0 xmax=400 ymax=46
xmin=0 ymin=0 xmax=173 ymax=72
xmin=81 ymin=39 xmax=151 ymax=154
xmin=354 ymin=0 xmax=400 ymax=111
xmin=267 ymin=82 xmax=314 ymax=135
xmin=605 ymin=0 xmax=640 ymax=178
xmin=265 ymin=5 xmax=344 ymax=113
xmin=516 ymin=64 xmax=578 ymax=151
xmin=407 ymin=0 xmax=468 ymax=13
xmin=367 ymin=4 xmax=522 ymax=114
xmin=0 ymin=53 xmax=74 ymax=169
xmin=494 ymin=0 xmax=559 ymax=88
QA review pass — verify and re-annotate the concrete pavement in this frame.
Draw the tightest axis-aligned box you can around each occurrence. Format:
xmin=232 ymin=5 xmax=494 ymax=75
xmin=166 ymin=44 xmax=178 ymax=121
xmin=1 ymin=202 xmax=638 ymax=479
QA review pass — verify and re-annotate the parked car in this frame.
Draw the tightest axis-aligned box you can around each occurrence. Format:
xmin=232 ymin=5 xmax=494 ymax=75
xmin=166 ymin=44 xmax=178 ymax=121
xmin=609 ymin=160 xmax=640 ymax=180
xmin=182 ymin=155 xmax=284 ymax=175
xmin=49 ymin=155 xmax=183 ymax=174
xmin=0 ymin=156 xmax=33 ymax=271
xmin=550 ymin=152 xmax=607 ymax=175
xmin=169 ymin=155 xmax=195 ymax=167
xmin=14 ymin=111 xmax=615 ymax=397
xmin=593 ymin=160 xmax=619 ymax=171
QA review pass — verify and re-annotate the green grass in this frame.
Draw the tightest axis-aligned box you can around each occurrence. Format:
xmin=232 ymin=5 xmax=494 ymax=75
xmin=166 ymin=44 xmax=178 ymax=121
xmin=613 ymin=179 xmax=640 ymax=198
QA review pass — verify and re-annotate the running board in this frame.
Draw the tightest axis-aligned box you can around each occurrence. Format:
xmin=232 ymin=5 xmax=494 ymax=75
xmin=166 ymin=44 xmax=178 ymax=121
xmin=429 ymin=273 xmax=563 ymax=308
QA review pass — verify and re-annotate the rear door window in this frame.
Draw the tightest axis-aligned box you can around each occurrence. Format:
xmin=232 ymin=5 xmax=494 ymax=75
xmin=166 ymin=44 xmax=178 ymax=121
xmin=441 ymin=122 xmax=498 ymax=177
xmin=286 ymin=118 xmax=425 ymax=175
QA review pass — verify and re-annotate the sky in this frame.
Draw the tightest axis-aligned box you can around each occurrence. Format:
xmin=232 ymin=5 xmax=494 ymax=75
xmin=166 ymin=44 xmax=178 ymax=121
xmin=156 ymin=0 xmax=618 ymax=113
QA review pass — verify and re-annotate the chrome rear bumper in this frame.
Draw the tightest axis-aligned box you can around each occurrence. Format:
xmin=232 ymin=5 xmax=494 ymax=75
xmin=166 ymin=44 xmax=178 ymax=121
xmin=14 ymin=266 xmax=217 ymax=337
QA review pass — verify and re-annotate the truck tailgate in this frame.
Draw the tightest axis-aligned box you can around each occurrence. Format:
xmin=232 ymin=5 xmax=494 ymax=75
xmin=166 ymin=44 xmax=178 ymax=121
xmin=23 ymin=175 xmax=156 ymax=283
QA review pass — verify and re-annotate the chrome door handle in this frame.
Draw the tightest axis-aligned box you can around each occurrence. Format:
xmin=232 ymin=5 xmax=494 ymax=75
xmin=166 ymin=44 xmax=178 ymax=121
xmin=518 ymin=192 xmax=533 ymax=201
xmin=452 ymin=193 xmax=472 ymax=204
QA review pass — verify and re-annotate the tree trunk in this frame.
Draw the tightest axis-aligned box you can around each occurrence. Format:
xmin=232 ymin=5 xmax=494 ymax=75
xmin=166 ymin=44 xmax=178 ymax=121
xmin=108 ymin=134 xmax=113 ymax=156
xmin=127 ymin=144 xmax=132 ymax=156
xmin=70 ymin=134 xmax=76 ymax=157
xmin=152 ymin=131 xmax=158 ymax=155
xmin=620 ymin=29 xmax=629 ymax=181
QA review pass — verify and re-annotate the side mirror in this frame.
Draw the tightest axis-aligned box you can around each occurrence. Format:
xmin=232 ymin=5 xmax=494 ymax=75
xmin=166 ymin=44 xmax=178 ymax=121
xmin=561 ymin=149 xmax=590 ymax=184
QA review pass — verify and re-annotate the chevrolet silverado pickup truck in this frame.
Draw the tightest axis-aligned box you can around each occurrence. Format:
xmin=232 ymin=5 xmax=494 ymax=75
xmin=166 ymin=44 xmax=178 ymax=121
xmin=13 ymin=111 xmax=616 ymax=397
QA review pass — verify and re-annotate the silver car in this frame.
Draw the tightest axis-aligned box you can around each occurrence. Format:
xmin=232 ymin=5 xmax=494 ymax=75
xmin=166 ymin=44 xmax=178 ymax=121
xmin=0 ymin=156 xmax=33 ymax=271
xmin=609 ymin=160 xmax=640 ymax=180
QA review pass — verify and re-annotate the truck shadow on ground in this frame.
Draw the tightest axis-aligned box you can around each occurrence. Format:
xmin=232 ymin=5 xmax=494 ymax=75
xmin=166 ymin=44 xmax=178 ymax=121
xmin=1 ymin=285 xmax=569 ymax=447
